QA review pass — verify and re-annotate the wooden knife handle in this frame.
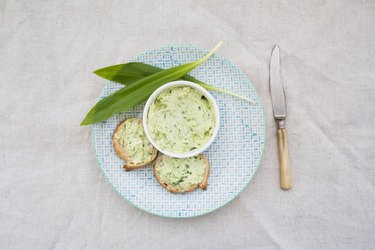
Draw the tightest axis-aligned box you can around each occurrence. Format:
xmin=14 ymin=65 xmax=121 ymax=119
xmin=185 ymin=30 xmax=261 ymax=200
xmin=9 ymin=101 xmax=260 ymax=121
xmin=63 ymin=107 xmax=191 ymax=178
xmin=277 ymin=128 xmax=292 ymax=190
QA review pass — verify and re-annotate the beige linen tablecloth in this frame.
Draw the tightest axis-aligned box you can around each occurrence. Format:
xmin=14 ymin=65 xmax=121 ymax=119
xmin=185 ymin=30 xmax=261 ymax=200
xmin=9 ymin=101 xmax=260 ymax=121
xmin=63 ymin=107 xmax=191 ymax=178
xmin=1 ymin=0 xmax=374 ymax=249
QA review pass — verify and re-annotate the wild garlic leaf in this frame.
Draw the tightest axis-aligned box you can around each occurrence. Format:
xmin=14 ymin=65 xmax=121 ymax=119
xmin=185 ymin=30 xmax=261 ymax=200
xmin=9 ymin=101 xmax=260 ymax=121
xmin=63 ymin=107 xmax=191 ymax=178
xmin=94 ymin=62 xmax=255 ymax=104
xmin=81 ymin=42 xmax=223 ymax=125
xmin=94 ymin=62 xmax=202 ymax=86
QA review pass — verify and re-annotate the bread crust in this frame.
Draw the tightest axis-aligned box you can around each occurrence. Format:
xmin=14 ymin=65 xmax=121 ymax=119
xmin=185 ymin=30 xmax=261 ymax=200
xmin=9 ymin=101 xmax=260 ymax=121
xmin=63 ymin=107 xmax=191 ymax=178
xmin=112 ymin=118 xmax=158 ymax=171
xmin=153 ymin=154 xmax=210 ymax=193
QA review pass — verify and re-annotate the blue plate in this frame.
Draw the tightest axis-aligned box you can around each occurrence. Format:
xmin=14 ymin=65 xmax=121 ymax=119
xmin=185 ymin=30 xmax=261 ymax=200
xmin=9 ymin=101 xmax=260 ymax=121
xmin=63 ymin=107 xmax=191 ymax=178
xmin=92 ymin=45 xmax=266 ymax=218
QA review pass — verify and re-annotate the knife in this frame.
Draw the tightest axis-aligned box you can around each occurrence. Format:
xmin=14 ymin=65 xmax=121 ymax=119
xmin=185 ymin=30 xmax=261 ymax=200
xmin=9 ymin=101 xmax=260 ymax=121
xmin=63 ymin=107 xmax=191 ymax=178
xmin=269 ymin=45 xmax=292 ymax=190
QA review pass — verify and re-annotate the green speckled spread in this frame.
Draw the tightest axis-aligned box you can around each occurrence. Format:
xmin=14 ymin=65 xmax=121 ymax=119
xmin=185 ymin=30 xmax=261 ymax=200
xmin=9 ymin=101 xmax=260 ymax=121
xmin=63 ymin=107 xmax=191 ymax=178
xmin=156 ymin=155 xmax=207 ymax=190
xmin=114 ymin=119 xmax=155 ymax=163
xmin=147 ymin=86 xmax=215 ymax=154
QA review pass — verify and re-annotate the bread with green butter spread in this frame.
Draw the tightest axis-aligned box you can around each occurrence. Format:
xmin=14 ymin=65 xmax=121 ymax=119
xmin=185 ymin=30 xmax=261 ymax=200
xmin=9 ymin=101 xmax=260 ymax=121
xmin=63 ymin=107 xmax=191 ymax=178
xmin=153 ymin=154 xmax=210 ymax=193
xmin=112 ymin=118 xmax=158 ymax=171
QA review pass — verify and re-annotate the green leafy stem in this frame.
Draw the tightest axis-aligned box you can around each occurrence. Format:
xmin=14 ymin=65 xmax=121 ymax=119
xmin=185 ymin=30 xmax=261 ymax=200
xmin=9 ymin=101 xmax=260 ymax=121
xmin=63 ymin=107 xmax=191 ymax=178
xmin=81 ymin=42 xmax=255 ymax=125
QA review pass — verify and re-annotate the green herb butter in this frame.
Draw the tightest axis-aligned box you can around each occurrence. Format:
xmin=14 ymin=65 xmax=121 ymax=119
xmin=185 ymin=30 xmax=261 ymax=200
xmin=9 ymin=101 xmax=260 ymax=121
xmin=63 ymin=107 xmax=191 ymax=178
xmin=156 ymin=155 xmax=207 ymax=189
xmin=114 ymin=119 xmax=155 ymax=163
xmin=147 ymin=86 xmax=215 ymax=153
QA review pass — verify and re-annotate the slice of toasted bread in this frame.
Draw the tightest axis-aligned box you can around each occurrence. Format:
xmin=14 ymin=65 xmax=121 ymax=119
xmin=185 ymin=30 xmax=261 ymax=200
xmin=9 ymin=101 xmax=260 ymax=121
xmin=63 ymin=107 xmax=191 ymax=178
xmin=153 ymin=154 xmax=210 ymax=193
xmin=112 ymin=118 xmax=158 ymax=171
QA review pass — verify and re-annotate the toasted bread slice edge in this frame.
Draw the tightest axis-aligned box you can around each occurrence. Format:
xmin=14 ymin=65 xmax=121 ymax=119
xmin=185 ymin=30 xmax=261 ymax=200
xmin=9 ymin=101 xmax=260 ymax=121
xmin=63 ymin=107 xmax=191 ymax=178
xmin=153 ymin=154 xmax=210 ymax=193
xmin=112 ymin=118 xmax=158 ymax=171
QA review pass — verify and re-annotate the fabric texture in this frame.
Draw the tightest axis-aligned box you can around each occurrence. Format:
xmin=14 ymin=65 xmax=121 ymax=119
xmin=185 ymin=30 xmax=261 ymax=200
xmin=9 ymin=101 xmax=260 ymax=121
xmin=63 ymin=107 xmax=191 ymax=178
xmin=0 ymin=0 xmax=374 ymax=249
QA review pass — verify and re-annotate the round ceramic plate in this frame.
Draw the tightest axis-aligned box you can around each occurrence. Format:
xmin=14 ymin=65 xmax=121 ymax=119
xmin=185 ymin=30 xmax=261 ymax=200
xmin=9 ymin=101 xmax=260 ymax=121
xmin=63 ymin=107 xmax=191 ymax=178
xmin=92 ymin=45 xmax=266 ymax=218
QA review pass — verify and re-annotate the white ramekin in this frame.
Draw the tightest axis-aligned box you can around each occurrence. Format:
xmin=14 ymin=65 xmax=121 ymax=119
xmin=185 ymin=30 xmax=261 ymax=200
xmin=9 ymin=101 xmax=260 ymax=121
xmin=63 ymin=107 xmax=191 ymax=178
xmin=143 ymin=80 xmax=220 ymax=158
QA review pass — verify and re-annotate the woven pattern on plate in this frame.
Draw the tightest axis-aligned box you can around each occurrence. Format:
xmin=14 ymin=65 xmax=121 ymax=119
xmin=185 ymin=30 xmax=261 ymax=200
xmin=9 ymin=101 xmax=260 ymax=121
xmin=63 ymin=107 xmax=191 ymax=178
xmin=92 ymin=45 xmax=265 ymax=218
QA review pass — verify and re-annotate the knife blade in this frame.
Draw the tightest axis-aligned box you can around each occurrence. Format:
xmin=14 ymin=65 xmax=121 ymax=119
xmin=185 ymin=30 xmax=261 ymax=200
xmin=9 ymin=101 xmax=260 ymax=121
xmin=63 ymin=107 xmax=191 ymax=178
xmin=270 ymin=45 xmax=286 ymax=120
xmin=269 ymin=45 xmax=292 ymax=190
